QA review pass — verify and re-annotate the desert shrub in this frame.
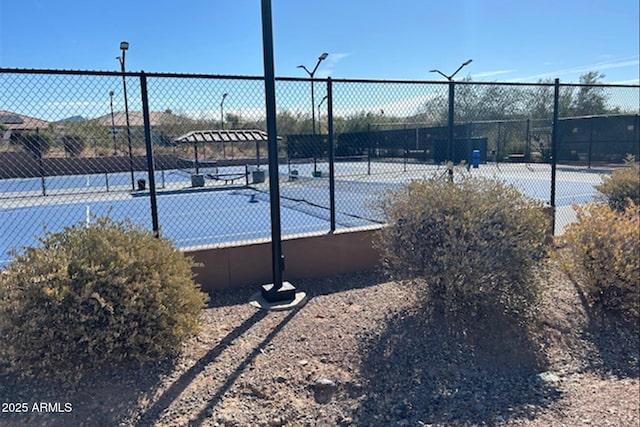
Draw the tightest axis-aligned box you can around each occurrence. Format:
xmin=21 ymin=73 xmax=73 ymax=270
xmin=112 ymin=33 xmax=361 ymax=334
xmin=595 ymin=156 xmax=640 ymax=212
xmin=9 ymin=131 xmax=51 ymax=158
xmin=376 ymin=176 xmax=551 ymax=323
xmin=0 ymin=217 xmax=209 ymax=380
xmin=60 ymin=134 xmax=86 ymax=157
xmin=555 ymin=202 xmax=639 ymax=321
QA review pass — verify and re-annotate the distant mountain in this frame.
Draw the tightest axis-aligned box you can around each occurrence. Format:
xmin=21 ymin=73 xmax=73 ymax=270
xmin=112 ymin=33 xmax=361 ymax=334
xmin=57 ymin=115 xmax=86 ymax=123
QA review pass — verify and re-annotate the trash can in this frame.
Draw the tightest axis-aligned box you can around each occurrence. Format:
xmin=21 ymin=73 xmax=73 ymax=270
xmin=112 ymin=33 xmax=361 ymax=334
xmin=137 ymin=179 xmax=146 ymax=191
xmin=191 ymin=174 xmax=205 ymax=187
xmin=472 ymin=150 xmax=480 ymax=168
xmin=252 ymin=169 xmax=265 ymax=184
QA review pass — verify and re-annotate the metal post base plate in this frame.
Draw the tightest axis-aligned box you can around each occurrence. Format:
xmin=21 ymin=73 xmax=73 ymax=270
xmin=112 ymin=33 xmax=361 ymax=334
xmin=261 ymin=281 xmax=296 ymax=303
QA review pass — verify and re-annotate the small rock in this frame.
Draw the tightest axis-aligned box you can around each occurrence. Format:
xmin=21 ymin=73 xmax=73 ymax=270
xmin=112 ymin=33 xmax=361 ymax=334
xmin=297 ymin=359 xmax=309 ymax=366
xmin=338 ymin=416 xmax=354 ymax=426
xmin=535 ymin=371 xmax=561 ymax=384
xmin=315 ymin=378 xmax=337 ymax=389
xmin=275 ymin=376 xmax=287 ymax=384
xmin=268 ymin=417 xmax=285 ymax=426
xmin=248 ymin=384 xmax=269 ymax=399
xmin=313 ymin=378 xmax=338 ymax=404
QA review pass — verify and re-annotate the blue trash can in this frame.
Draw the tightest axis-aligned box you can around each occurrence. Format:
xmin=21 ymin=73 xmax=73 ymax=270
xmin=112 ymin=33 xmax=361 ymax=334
xmin=472 ymin=150 xmax=480 ymax=168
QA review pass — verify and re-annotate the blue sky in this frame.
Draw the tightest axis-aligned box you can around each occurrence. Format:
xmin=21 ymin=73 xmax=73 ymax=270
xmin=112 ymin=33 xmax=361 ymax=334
xmin=1 ymin=0 xmax=639 ymax=84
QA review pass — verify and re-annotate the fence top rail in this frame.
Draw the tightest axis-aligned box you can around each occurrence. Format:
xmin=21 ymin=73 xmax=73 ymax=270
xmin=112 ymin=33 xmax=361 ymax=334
xmin=2 ymin=67 xmax=638 ymax=89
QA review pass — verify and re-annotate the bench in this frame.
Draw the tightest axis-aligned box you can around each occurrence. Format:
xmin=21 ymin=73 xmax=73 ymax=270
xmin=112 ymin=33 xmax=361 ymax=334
xmin=206 ymin=173 xmax=247 ymax=185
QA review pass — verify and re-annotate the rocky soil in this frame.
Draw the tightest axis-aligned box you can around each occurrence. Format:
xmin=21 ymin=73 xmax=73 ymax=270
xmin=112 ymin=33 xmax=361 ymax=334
xmin=1 ymin=269 xmax=638 ymax=426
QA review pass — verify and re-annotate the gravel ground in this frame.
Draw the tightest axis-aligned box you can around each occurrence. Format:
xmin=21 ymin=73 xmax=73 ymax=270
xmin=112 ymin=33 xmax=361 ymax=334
xmin=1 ymin=269 xmax=638 ymax=427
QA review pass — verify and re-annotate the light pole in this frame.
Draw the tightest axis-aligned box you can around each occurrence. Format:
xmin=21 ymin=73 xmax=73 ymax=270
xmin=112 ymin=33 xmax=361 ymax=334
xmin=430 ymin=59 xmax=473 ymax=182
xmin=117 ymin=41 xmax=135 ymax=190
xmin=109 ymin=90 xmax=117 ymax=155
xmin=318 ymin=95 xmax=328 ymax=134
xmin=220 ymin=92 xmax=228 ymax=158
xmin=297 ymin=52 xmax=329 ymax=173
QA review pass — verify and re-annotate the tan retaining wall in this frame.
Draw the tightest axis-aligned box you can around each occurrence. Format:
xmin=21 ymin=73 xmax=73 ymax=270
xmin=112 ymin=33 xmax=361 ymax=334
xmin=186 ymin=225 xmax=383 ymax=292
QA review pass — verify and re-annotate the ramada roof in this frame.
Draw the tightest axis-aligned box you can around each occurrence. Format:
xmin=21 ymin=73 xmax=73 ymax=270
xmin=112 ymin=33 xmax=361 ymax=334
xmin=174 ymin=129 xmax=275 ymax=144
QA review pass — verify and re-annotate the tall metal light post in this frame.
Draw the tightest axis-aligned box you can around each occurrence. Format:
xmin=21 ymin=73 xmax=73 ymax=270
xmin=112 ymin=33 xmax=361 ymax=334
xmin=109 ymin=90 xmax=117 ymax=155
xmin=430 ymin=59 xmax=473 ymax=182
xmin=318 ymin=95 xmax=328 ymax=134
xmin=117 ymin=41 xmax=135 ymax=190
xmin=297 ymin=52 xmax=329 ymax=173
xmin=220 ymin=92 xmax=228 ymax=158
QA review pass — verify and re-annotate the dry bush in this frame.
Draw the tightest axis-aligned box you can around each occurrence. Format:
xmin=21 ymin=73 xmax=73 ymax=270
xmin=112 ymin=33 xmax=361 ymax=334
xmin=555 ymin=202 xmax=639 ymax=321
xmin=0 ymin=217 xmax=209 ymax=380
xmin=596 ymin=156 xmax=640 ymax=212
xmin=376 ymin=176 xmax=551 ymax=324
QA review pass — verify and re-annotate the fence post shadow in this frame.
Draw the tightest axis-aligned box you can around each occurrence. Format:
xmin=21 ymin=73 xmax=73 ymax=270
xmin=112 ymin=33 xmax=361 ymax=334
xmin=136 ymin=308 xmax=270 ymax=425
xmin=188 ymin=307 xmax=302 ymax=427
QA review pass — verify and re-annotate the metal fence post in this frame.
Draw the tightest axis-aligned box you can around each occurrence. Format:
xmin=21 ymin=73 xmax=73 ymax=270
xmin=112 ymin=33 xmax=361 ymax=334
xmin=367 ymin=123 xmax=372 ymax=175
xmin=327 ymin=77 xmax=336 ymax=232
xmin=140 ymin=71 xmax=160 ymax=237
xmin=260 ymin=0 xmax=297 ymax=303
xmin=35 ymin=128 xmax=46 ymax=196
xmin=550 ymin=78 xmax=560 ymax=236
xmin=525 ymin=118 xmax=531 ymax=162
xmin=448 ymin=80 xmax=455 ymax=182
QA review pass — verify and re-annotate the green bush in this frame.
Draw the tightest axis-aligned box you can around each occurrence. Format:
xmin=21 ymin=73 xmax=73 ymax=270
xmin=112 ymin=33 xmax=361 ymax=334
xmin=595 ymin=156 xmax=640 ymax=212
xmin=10 ymin=131 xmax=51 ymax=158
xmin=0 ymin=217 xmax=209 ymax=379
xmin=376 ymin=176 xmax=551 ymax=323
xmin=555 ymin=202 xmax=639 ymax=321
xmin=60 ymin=134 xmax=86 ymax=157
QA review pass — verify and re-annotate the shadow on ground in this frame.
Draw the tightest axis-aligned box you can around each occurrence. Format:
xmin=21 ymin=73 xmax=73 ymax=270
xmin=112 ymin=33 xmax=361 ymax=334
xmin=205 ymin=269 xmax=388 ymax=309
xmin=135 ymin=305 xmax=301 ymax=427
xmin=354 ymin=304 xmax=562 ymax=426
xmin=571 ymin=281 xmax=640 ymax=379
xmin=0 ymin=357 xmax=175 ymax=427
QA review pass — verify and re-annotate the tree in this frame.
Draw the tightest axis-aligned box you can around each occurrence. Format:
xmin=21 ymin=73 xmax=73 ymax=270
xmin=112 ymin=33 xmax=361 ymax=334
xmin=10 ymin=131 xmax=51 ymax=159
xmin=572 ymin=71 xmax=609 ymax=116
xmin=334 ymin=111 xmax=387 ymax=133
xmin=61 ymin=135 xmax=86 ymax=157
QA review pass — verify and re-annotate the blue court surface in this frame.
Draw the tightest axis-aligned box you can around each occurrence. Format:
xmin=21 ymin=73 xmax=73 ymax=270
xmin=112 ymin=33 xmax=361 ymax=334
xmin=1 ymin=161 xmax=607 ymax=268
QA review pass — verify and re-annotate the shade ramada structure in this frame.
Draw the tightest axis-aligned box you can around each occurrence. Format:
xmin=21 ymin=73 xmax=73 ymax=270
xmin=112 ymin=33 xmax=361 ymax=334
xmin=174 ymin=129 xmax=274 ymax=170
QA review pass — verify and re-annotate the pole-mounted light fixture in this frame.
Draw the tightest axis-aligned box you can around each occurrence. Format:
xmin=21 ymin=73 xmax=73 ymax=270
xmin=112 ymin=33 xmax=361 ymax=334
xmin=109 ymin=90 xmax=117 ymax=155
xmin=429 ymin=59 xmax=473 ymax=181
xmin=117 ymin=41 xmax=135 ymax=190
xmin=429 ymin=58 xmax=473 ymax=81
xmin=220 ymin=92 xmax=229 ymax=157
xmin=318 ymin=95 xmax=328 ymax=133
xmin=297 ymin=52 xmax=329 ymax=173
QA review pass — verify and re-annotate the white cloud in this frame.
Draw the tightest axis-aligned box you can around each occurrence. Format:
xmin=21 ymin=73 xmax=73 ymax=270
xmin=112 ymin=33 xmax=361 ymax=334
xmin=45 ymin=101 xmax=102 ymax=108
xmin=509 ymin=56 xmax=640 ymax=82
xmin=609 ymin=78 xmax=640 ymax=85
xmin=316 ymin=52 xmax=350 ymax=78
xmin=333 ymin=92 xmax=442 ymax=117
xmin=470 ymin=69 xmax=516 ymax=79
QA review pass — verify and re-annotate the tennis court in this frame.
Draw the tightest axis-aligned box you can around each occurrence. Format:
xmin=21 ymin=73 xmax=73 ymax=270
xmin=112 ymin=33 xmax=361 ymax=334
xmin=0 ymin=160 xmax=608 ymax=268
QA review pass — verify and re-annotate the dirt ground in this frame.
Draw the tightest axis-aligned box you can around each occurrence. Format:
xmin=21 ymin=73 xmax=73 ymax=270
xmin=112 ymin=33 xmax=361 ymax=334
xmin=1 ymin=269 xmax=638 ymax=427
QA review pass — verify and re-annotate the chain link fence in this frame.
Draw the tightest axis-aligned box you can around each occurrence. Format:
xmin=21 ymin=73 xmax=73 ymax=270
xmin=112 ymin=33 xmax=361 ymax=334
xmin=1 ymin=68 xmax=638 ymax=267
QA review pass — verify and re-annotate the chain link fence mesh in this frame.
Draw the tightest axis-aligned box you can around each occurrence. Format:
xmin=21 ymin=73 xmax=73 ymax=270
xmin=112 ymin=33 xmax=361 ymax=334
xmin=1 ymin=69 xmax=638 ymax=267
